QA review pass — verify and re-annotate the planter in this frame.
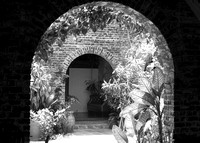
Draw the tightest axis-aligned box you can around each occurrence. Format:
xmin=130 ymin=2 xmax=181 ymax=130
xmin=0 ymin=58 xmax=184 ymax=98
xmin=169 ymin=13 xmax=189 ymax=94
xmin=61 ymin=110 xmax=75 ymax=134
xmin=30 ymin=120 xmax=41 ymax=141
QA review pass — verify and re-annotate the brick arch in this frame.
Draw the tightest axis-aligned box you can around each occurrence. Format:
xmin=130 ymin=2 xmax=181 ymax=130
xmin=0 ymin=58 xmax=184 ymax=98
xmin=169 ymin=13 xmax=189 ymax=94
xmin=61 ymin=46 xmax=117 ymax=72
xmin=32 ymin=1 xmax=174 ymax=135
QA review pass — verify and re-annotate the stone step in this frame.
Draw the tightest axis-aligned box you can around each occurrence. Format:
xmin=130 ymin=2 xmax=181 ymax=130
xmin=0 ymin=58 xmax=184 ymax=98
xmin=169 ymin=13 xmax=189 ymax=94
xmin=74 ymin=120 xmax=109 ymax=129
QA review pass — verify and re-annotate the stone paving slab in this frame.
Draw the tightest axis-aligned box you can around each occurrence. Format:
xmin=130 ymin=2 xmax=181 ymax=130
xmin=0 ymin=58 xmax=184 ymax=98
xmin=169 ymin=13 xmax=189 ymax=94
xmin=74 ymin=120 xmax=109 ymax=129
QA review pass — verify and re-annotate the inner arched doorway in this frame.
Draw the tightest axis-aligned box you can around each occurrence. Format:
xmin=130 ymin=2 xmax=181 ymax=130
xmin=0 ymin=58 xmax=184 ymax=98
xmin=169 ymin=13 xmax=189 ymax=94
xmin=65 ymin=54 xmax=113 ymax=120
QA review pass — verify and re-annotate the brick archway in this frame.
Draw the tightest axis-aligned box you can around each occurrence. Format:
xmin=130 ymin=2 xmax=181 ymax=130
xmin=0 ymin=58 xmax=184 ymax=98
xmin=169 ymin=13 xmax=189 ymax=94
xmin=62 ymin=46 xmax=117 ymax=72
xmin=31 ymin=1 xmax=174 ymax=137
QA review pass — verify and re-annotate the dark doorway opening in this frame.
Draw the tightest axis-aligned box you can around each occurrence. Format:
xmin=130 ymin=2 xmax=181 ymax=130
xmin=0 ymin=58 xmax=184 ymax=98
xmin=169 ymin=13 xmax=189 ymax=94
xmin=65 ymin=54 xmax=113 ymax=121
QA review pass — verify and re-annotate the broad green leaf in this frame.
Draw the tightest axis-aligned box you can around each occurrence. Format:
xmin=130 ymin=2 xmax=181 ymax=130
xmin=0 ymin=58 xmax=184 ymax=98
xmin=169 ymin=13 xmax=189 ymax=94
xmin=152 ymin=67 xmax=164 ymax=91
xmin=138 ymin=77 xmax=151 ymax=93
xmin=129 ymin=88 xmax=155 ymax=106
xmin=144 ymin=53 xmax=152 ymax=71
xmin=112 ymin=125 xmax=128 ymax=143
xmin=46 ymin=94 xmax=55 ymax=107
xmin=120 ymin=103 xmax=148 ymax=118
xmin=151 ymin=88 xmax=158 ymax=99
xmin=129 ymin=112 xmax=137 ymax=135
xmin=136 ymin=110 xmax=151 ymax=131
xmin=158 ymin=83 xmax=165 ymax=97
xmin=31 ymin=96 xmax=39 ymax=110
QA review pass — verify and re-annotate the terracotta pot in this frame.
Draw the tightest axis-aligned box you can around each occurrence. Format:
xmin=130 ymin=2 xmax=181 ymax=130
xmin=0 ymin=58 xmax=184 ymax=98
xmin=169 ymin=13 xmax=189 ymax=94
xmin=30 ymin=120 xmax=41 ymax=141
xmin=61 ymin=110 xmax=75 ymax=134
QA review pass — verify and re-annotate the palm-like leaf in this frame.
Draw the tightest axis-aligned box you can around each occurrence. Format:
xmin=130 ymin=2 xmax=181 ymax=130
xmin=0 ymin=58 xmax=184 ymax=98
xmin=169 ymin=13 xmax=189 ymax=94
xmin=152 ymin=67 xmax=164 ymax=91
xmin=129 ymin=89 xmax=155 ymax=106
xmin=112 ymin=125 xmax=128 ymax=143
xmin=46 ymin=94 xmax=55 ymax=107
xmin=135 ymin=110 xmax=151 ymax=131
xmin=138 ymin=77 xmax=152 ymax=93
xmin=120 ymin=103 xmax=148 ymax=118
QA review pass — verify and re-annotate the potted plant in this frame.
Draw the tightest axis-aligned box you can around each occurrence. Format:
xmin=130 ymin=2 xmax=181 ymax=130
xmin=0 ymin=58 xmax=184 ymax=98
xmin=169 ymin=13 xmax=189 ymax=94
xmin=30 ymin=60 xmax=68 ymax=140
xmin=30 ymin=108 xmax=57 ymax=141
xmin=30 ymin=112 xmax=41 ymax=141
xmin=108 ymin=112 xmax=120 ymax=129
xmin=85 ymin=80 xmax=103 ymax=96
xmin=30 ymin=87 xmax=63 ymax=140
xmin=55 ymin=94 xmax=80 ymax=134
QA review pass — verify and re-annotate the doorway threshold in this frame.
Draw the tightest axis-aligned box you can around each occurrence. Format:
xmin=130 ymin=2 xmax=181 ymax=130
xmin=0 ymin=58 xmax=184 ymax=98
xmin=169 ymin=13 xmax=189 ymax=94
xmin=74 ymin=112 xmax=108 ymax=121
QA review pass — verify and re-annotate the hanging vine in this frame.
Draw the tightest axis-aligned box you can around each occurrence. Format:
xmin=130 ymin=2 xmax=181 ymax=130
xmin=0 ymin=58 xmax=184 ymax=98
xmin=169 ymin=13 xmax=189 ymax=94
xmin=34 ymin=4 xmax=144 ymax=63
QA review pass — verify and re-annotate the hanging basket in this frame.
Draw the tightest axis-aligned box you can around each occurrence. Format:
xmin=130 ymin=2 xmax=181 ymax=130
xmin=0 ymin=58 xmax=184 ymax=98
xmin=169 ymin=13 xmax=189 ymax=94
xmin=112 ymin=117 xmax=128 ymax=143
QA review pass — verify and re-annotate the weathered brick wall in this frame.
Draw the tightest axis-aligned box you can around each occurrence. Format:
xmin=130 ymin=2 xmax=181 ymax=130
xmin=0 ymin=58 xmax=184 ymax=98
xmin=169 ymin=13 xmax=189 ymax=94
xmin=50 ymin=20 xmax=126 ymax=69
xmin=41 ymin=3 xmax=174 ymax=122
xmin=151 ymin=1 xmax=200 ymax=141
xmin=172 ymin=1 xmax=200 ymax=139
xmin=0 ymin=0 xmax=199 ymax=142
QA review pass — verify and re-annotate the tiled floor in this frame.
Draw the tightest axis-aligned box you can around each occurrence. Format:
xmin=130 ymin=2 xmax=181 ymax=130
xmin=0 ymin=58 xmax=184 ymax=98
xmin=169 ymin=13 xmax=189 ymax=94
xmin=30 ymin=112 xmax=117 ymax=143
xmin=73 ymin=128 xmax=113 ymax=135
xmin=30 ymin=128 xmax=118 ymax=143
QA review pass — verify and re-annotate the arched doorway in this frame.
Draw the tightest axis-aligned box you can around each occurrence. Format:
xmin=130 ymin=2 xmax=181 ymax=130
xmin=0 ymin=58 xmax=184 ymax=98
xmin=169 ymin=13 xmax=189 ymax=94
xmin=65 ymin=54 xmax=113 ymax=120
xmin=30 ymin=1 xmax=174 ymax=141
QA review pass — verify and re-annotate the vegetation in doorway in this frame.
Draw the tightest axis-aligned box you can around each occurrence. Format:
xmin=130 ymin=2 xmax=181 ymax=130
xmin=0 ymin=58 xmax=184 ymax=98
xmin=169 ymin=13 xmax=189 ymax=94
xmin=30 ymin=93 xmax=79 ymax=140
xmin=30 ymin=58 xmax=80 ymax=140
xmin=108 ymin=112 xmax=120 ymax=129
xmin=85 ymin=80 xmax=103 ymax=96
xmin=30 ymin=59 xmax=67 ymax=112
xmin=102 ymin=31 xmax=174 ymax=143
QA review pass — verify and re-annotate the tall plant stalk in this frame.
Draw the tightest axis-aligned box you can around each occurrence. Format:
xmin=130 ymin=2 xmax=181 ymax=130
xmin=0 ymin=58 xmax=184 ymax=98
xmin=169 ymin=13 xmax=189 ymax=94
xmin=157 ymin=101 xmax=163 ymax=143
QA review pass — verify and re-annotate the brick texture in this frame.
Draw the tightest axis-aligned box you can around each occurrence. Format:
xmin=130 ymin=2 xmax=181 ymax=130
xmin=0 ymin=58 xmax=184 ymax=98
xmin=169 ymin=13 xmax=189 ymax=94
xmin=0 ymin=0 xmax=199 ymax=142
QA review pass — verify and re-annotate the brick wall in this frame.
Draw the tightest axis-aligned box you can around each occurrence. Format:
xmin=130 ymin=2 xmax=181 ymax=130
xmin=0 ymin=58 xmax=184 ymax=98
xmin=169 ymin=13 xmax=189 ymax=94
xmin=0 ymin=0 xmax=199 ymax=142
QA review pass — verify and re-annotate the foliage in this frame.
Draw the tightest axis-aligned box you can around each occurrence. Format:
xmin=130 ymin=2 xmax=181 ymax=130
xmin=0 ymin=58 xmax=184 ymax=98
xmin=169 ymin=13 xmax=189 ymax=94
xmin=102 ymin=75 xmax=133 ymax=110
xmin=108 ymin=112 xmax=120 ymax=129
xmin=120 ymin=67 xmax=165 ymax=143
xmin=30 ymin=58 xmax=79 ymax=140
xmin=30 ymin=109 xmax=57 ymax=140
xmin=103 ymin=60 xmax=169 ymax=142
xmin=65 ymin=94 xmax=80 ymax=108
xmin=30 ymin=59 xmax=68 ymax=112
xmin=30 ymin=94 xmax=79 ymax=141
xmin=35 ymin=4 xmax=143 ymax=62
xmin=85 ymin=80 xmax=103 ymax=96
xmin=102 ymin=28 xmax=173 ymax=142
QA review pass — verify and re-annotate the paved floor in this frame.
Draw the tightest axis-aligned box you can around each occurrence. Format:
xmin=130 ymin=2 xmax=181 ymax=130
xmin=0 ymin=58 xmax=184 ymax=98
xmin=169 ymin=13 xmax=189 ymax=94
xmin=30 ymin=128 xmax=118 ymax=143
xmin=30 ymin=113 xmax=117 ymax=143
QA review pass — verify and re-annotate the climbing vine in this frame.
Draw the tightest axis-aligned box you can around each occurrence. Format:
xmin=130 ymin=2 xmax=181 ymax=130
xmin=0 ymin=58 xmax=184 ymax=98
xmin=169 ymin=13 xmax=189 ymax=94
xmin=35 ymin=4 xmax=145 ymax=63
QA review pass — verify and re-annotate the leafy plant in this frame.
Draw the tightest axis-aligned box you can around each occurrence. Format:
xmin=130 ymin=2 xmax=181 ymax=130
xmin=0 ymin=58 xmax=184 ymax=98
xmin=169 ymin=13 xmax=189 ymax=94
xmin=35 ymin=4 xmax=143 ymax=63
xmin=30 ymin=60 xmax=68 ymax=112
xmin=85 ymin=80 xmax=103 ymax=96
xmin=108 ymin=112 xmax=120 ymax=129
xmin=30 ymin=93 xmax=80 ymax=140
xmin=102 ymin=28 xmax=173 ymax=142
xmin=120 ymin=66 xmax=165 ymax=143
xmin=102 ymin=63 xmax=137 ymax=111
xmin=65 ymin=94 xmax=80 ymax=109
xmin=30 ymin=109 xmax=57 ymax=140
